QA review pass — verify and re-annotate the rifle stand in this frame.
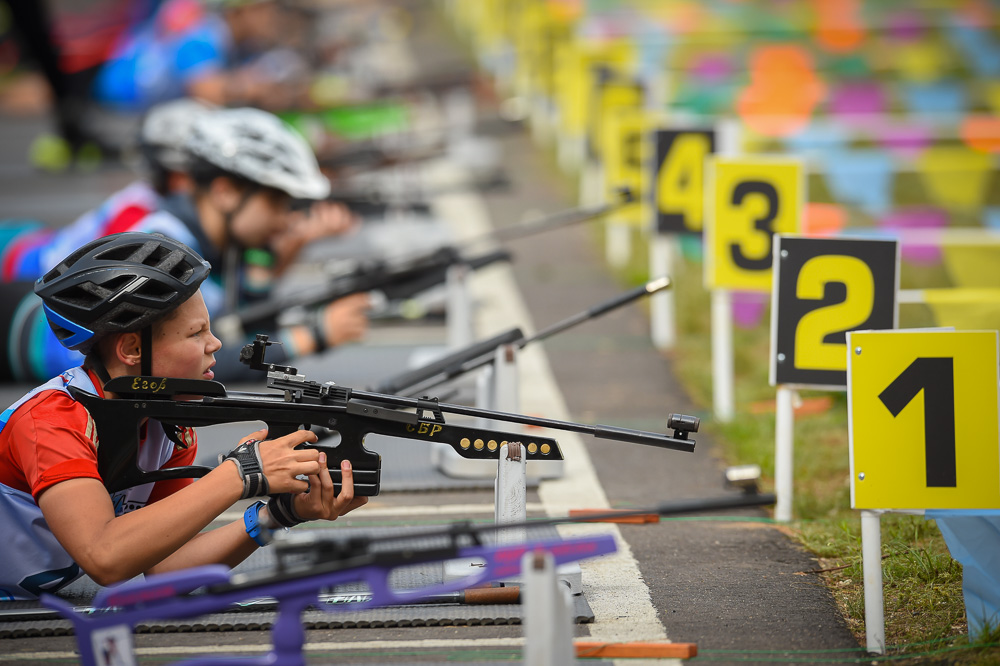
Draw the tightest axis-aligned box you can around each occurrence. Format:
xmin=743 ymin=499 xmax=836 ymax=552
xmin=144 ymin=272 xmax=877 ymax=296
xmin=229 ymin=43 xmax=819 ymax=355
xmin=446 ymin=263 xmax=475 ymax=348
xmin=495 ymin=442 xmax=527 ymax=543
xmin=522 ymin=550 xmax=576 ymax=666
xmin=444 ymin=439 xmax=526 ymax=584
xmin=443 ymin=433 xmax=583 ymax=594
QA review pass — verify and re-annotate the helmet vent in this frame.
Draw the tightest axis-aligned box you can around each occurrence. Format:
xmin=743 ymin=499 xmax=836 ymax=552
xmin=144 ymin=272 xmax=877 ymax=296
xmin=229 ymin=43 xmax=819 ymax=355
xmin=95 ymin=242 xmax=197 ymax=283
xmin=49 ymin=281 xmax=113 ymax=309
xmin=102 ymin=303 xmax=147 ymax=330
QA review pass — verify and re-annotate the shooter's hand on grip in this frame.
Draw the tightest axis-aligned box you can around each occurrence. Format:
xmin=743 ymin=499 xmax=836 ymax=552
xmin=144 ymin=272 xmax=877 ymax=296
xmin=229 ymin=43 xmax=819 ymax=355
xmin=222 ymin=429 xmax=323 ymax=497
xmin=291 ymin=455 xmax=368 ymax=522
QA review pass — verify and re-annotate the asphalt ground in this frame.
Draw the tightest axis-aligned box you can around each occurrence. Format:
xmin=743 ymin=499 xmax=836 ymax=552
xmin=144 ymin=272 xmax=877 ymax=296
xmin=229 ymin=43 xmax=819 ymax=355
xmin=0 ymin=3 xmax=865 ymax=665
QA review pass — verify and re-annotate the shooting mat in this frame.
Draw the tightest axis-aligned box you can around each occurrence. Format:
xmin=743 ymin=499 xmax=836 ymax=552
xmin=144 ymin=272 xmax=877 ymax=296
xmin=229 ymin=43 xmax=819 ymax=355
xmin=0 ymin=525 xmax=594 ymax=638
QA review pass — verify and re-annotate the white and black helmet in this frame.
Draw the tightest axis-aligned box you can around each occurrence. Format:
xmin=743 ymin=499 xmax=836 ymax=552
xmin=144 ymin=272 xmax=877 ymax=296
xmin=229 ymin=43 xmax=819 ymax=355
xmin=186 ymin=107 xmax=330 ymax=200
xmin=139 ymin=97 xmax=218 ymax=171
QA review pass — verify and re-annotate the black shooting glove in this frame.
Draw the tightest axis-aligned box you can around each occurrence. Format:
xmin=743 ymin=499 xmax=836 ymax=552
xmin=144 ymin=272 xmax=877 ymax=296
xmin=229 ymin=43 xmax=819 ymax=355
xmin=220 ymin=439 xmax=269 ymax=499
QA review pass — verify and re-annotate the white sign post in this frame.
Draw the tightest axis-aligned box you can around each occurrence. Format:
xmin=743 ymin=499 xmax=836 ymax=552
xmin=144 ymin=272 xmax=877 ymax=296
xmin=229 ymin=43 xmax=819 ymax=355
xmin=769 ymin=236 xmax=899 ymax=521
xmin=847 ymin=329 xmax=1000 ymax=653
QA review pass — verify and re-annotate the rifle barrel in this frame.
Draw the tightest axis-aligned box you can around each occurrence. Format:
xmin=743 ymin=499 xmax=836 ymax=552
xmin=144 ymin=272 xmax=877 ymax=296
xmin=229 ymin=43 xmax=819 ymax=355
xmin=474 ymin=187 xmax=634 ymax=248
xmin=293 ymin=493 xmax=777 ymax=555
xmin=324 ymin=171 xmax=510 ymax=207
xmin=391 ymin=277 xmax=672 ymax=397
xmin=522 ymin=277 xmax=671 ymax=347
xmin=374 ymin=327 xmax=524 ymax=394
xmin=349 ymin=387 xmax=695 ymax=453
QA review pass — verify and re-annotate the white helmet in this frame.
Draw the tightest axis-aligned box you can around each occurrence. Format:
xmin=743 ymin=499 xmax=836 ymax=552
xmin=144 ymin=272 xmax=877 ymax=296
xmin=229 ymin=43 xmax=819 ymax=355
xmin=186 ymin=107 xmax=331 ymax=200
xmin=139 ymin=97 xmax=217 ymax=170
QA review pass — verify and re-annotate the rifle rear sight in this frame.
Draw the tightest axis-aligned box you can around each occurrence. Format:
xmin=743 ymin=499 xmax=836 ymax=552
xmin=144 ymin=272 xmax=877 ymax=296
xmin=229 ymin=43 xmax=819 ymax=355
xmin=240 ymin=334 xmax=295 ymax=375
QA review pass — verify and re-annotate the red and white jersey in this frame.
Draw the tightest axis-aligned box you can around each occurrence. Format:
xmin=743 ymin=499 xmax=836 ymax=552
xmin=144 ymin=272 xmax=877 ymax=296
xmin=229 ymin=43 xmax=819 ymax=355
xmin=2 ymin=182 xmax=161 ymax=281
xmin=0 ymin=366 xmax=197 ymax=600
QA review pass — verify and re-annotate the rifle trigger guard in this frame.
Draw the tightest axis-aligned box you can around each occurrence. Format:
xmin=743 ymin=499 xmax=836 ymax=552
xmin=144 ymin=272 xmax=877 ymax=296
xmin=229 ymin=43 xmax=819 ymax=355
xmin=416 ymin=396 xmax=445 ymax=424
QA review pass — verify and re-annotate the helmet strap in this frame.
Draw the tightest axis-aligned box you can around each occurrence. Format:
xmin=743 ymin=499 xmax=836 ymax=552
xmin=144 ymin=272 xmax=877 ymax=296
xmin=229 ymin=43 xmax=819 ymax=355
xmin=221 ymin=184 xmax=259 ymax=247
xmin=224 ymin=245 xmax=241 ymax=313
xmin=141 ymin=325 xmax=153 ymax=376
xmin=221 ymin=184 xmax=258 ymax=312
xmin=83 ymin=353 xmax=112 ymax=386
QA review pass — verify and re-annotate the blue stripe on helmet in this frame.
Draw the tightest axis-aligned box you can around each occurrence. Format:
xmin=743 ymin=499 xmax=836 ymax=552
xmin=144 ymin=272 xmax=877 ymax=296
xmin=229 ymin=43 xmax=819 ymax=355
xmin=41 ymin=304 xmax=94 ymax=351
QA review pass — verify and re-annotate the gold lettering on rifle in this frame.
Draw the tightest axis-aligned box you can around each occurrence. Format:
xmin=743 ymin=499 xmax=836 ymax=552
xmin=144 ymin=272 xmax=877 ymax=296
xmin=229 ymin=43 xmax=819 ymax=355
xmin=131 ymin=377 xmax=168 ymax=393
xmin=406 ymin=422 xmax=443 ymax=437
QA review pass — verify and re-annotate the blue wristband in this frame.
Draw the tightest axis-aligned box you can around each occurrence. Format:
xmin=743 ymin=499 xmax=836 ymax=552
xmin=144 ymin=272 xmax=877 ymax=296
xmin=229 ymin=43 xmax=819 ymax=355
xmin=243 ymin=500 xmax=272 ymax=547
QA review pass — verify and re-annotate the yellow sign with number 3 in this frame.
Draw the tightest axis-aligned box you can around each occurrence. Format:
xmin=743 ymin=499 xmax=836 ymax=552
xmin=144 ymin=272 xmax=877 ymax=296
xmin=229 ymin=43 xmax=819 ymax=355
xmin=848 ymin=329 xmax=1000 ymax=510
xmin=705 ymin=157 xmax=803 ymax=291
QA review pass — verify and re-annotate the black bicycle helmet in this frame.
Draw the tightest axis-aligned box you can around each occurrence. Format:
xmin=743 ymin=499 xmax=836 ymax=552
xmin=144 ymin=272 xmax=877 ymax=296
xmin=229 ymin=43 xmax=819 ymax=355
xmin=34 ymin=232 xmax=211 ymax=353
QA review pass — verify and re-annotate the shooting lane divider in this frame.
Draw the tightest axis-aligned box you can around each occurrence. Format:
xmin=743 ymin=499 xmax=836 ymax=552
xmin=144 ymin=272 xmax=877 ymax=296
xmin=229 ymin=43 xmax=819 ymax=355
xmin=846 ymin=329 xmax=1000 ymax=654
xmin=446 ymin=261 xmax=475 ymax=348
xmin=704 ymin=150 xmax=800 ymax=423
xmin=768 ymin=235 xmax=899 ymax=522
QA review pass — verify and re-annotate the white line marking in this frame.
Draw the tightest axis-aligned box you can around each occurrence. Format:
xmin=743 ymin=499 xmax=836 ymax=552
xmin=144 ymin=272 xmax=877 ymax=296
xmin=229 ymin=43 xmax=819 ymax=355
xmin=429 ymin=163 xmax=674 ymax=652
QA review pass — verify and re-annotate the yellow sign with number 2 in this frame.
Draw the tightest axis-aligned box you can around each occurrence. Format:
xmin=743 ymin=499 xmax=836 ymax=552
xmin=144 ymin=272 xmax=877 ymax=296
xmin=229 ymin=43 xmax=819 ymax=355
xmin=848 ymin=329 xmax=1000 ymax=510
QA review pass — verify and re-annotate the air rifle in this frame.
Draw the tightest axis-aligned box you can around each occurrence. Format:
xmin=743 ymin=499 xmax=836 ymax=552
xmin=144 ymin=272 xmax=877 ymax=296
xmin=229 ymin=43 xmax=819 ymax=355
xmin=320 ymin=170 xmax=512 ymax=209
xmin=213 ymin=245 xmax=511 ymax=345
xmin=40 ymin=532 xmax=615 ymax=666
xmin=71 ymin=334 xmax=699 ymax=496
xmin=315 ymin=114 xmax=522 ymax=172
xmin=38 ymin=492 xmax=775 ymax=666
xmin=301 ymin=170 xmax=510 ymax=217
xmin=216 ymin=187 xmax=635 ymax=343
xmin=366 ymin=185 xmax=636 ymax=273
xmin=472 ymin=185 xmax=635 ymax=246
xmin=375 ymin=277 xmax=672 ymax=396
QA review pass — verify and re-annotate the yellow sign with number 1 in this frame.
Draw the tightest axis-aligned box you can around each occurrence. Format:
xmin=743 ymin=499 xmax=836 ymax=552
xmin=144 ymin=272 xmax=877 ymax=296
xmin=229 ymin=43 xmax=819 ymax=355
xmin=847 ymin=329 xmax=1000 ymax=510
